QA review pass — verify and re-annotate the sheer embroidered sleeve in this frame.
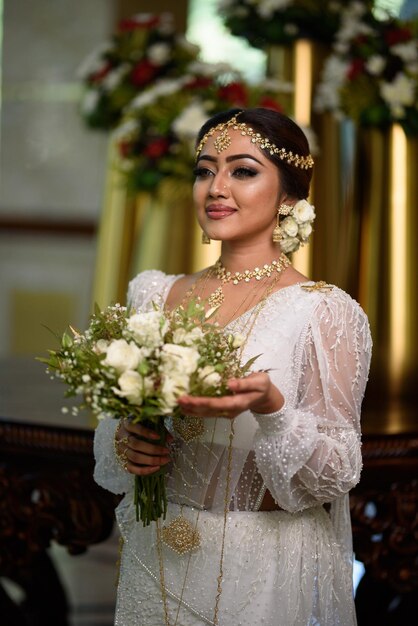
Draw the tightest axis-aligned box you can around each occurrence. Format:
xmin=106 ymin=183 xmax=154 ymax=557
xmin=253 ymin=288 xmax=372 ymax=512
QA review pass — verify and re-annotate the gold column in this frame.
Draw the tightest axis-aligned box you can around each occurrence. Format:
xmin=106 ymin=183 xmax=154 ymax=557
xmin=267 ymin=40 xmax=345 ymax=282
xmin=354 ymin=125 xmax=418 ymax=434
xmin=91 ymin=141 xmax=145 ymax=308
xmin=92 ymin=140 xmax=222 ymax=308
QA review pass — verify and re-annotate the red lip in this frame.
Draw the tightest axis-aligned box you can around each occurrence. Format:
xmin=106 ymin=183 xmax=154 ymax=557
xmin=206 ymin=204 xmax=237 ymax=219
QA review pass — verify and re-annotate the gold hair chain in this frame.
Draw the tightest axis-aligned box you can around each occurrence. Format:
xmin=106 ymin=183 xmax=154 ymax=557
xmin=196 ymin=115 xmax=314 ymax=169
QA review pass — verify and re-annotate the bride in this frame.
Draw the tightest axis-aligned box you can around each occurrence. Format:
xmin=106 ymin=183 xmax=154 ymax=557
xmin=93 ymin=107 xmax=372 ymax=626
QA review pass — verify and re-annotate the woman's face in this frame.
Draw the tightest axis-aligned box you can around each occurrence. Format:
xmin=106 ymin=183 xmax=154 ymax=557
xmin=193 ymin=130 xmax=288 ymax=245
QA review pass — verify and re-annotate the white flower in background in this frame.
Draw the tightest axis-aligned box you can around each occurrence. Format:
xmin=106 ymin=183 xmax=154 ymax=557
xmin=172 ymin=326 xmax=204 ymax=345
xmin=112 ymin=118 xmax=140 ymax=141
xmin=75 ymin=41 xmax=113 ymax=79
xmin=147 ymin=42 xmax=171 ymax=65
xmin=114 ymin=370 xmax=143 ymax=404
xmin=101 ymin=64 xmax=130 ymax=92
xmin=81 ymin=90 xmax=100 ymax=116
xmin=172 ymin=102 xmax=209 ymax=140
xmin=293 ymin=199 xmax=316 ymax=224
xmin=298 ymin=222 xmax=313 ymax=241
xmin=365 ymin=55 xmax=386 ymax=76
xmin=380 ymin=73 xmax=415 ymax=116
xmin=103 ymin=339 xmax=142 ymax=373
xmin=198 ymin=365 xmax=222 ymax=388
xmin=130 ymin=77 xmax=186 ymax=110
xmin=391 ymin=41 xmax=418 ymax=64
xmin=281 ymin=216 xmax=299 ymax=237
xmin=314 ymin=56 xmax=349 ymax=113
xmin=337 ymin=9 xmax=374 ymax=44
xmin=161 ymin=344 xmax=200 ymax=375
xmin=127 ymin=311 xmax=168 ymax=348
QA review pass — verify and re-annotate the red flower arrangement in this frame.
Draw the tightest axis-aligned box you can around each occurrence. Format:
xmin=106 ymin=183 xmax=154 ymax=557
xmin=77 ymin=13 xmax=200 ymax=130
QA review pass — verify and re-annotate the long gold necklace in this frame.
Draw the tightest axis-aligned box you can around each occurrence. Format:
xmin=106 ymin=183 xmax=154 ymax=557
xmin=156 ymin=264 xmax=288 ymax=626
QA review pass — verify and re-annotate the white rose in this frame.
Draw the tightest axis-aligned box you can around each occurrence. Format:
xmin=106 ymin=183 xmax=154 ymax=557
xmin=232 ymin=333 xmax=245 ymax=348
xmin=280 ymin=237 xmax=300 ymax=254
xmin=103 ymin=339 xmax=142 ymax=373
xmin=298 ymin=222 xmax=313 ymax=241
xmin=160 ymin=373 xmax=190 ymax=413
xmin=114 ymin=370 xmax=143 ymax=405
xmin=172 ymin=326 xmax=204 ymax=345
xmin=198 ymin=365 xmax=222 ymax=389
xmin=127 ymin=311 xmax=168 ymax=348
xmin=281 ymin=216 xmax=299 ymax=237
xmin=161 ymin=344 xmax=200 ymax=375
xmin=292 ymin=199 xmax=316 ymax=224
xmin=142 ymin=375 xmax=155 ymax=397
xmin=93 ymin=339 xmax=109 ymax=354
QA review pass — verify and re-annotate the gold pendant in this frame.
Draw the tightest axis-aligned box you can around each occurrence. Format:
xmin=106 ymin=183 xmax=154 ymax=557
xmin=173 ymin=415 xmax=205 ymax=442
xmin=207 ymin=286 xmax=224 ymax=308
xmin=161 ymin=515 xmax=201 ymax=555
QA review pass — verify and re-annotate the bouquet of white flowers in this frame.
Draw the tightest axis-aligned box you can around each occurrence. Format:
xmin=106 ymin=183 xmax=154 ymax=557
xmin=38 ymin=299 xmax=256 ymax=525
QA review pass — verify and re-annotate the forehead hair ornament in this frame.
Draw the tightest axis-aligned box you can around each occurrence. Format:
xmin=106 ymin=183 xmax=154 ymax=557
xmin=196 ymin=114 xmax=314 ymax=169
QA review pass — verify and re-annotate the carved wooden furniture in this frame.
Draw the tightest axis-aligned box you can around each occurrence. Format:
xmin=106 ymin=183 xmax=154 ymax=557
xmin=0 ymin=417 xmax=119 ymax=625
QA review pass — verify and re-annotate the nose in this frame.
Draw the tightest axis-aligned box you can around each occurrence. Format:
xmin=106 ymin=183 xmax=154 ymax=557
xmin=209 ymin=171 xmax=229 ymax=197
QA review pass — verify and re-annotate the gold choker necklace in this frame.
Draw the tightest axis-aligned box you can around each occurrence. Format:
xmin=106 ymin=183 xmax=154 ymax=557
xmin=208 ymin=254 xmax=290 ymax=308
xmin=214 ymin=253 xmax=290 ymax=285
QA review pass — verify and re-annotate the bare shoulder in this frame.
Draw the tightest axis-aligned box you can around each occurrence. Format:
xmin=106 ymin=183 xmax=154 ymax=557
xmin=280 ymin=265 xmax=309 ymax=289
xmin=164 ymin=270 xmax=206 ymax=311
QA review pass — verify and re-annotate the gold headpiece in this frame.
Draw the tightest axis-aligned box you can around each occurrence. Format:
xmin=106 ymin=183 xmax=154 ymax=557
xmin=195 ymin=114 xmax=314 ymax=169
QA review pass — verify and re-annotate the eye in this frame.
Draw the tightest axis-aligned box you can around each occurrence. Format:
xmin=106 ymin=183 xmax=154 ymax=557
xmin=193 ymin=166 xmax=214 ymax=179
xmin=232 ymin=166 xmax=258 ymax=179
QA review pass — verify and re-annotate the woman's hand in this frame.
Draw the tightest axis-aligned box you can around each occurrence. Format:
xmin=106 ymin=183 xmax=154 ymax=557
xmin=178 ymin=372 xmax=285 ymax=420
xmin=115 ymin=419 xmax=173 ymax=476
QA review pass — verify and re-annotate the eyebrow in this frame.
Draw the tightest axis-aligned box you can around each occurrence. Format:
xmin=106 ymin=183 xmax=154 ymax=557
xmin=196 ymin=153 xmax=265 ymax=166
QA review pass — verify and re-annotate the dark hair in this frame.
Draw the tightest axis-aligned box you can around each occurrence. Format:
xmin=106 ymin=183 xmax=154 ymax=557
xmin=196 ymin=107 xmax=313 ymax=199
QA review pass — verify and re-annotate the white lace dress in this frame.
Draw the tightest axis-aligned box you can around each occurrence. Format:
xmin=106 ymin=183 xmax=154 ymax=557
xmin=93 ymin=270 xmax=372 ymax=626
